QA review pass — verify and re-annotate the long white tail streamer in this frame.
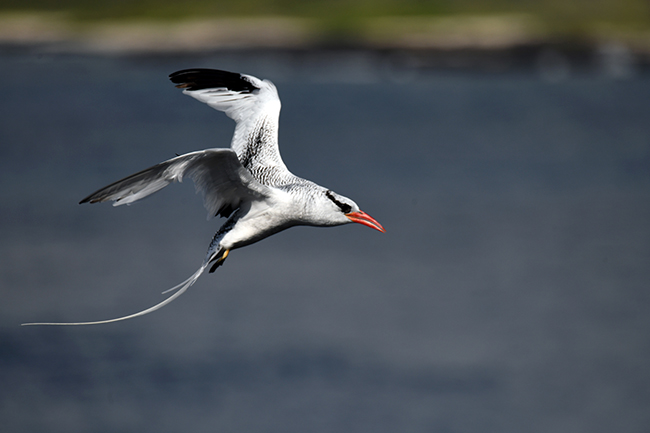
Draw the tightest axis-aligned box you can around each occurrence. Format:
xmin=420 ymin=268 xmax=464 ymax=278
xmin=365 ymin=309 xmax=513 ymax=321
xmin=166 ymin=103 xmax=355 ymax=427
xmin=21 ymin=264 xmax=208 ymax=326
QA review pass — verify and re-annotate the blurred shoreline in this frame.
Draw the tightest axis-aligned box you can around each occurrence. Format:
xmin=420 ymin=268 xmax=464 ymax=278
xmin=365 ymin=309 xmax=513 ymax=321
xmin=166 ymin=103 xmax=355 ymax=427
xmin=1 ymin=13 xmax=648 ymax=77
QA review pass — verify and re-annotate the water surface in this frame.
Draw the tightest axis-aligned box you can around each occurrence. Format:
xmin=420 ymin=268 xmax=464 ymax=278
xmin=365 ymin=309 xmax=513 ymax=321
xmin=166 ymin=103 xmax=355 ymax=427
xmin=1 ymin=52 xmax=649 ymax=433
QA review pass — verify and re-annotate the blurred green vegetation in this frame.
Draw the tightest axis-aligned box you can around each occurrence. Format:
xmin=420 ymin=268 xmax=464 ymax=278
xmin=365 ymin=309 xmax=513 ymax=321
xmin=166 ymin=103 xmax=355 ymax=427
xmin=1 ymin=0 xmax=649 ymax=37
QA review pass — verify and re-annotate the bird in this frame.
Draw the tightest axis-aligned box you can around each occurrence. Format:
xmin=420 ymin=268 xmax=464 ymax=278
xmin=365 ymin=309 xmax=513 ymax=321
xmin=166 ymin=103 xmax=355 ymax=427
xmin=22 ymin=68 xmax=384 ymax=326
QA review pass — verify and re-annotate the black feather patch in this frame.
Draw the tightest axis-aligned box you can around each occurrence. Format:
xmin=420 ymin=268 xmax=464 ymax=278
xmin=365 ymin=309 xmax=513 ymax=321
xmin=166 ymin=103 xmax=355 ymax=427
xmin=169 ymin=69 xmax=258 ymax=93
xmin=325 ymin=190 xmax=352 ymax=214
xmin=216 ymin=203 xmax=236 ymax=219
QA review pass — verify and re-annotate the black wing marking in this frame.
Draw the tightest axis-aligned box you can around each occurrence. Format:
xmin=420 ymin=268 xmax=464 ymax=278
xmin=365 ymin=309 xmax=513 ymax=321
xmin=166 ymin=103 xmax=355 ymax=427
xmin=169 ymin=69 xmax=259 ymax=93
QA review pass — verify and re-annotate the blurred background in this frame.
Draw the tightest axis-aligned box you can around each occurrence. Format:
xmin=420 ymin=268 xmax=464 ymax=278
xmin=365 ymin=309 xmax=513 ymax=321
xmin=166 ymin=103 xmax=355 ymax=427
xmin=1 ymin=1 xmax=650 ymax=433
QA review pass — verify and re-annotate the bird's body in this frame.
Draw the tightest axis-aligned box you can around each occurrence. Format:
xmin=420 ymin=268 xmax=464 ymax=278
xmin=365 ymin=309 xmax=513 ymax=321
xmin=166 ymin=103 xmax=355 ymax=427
xmin=23 ymin=68 xmax=384 ymax=326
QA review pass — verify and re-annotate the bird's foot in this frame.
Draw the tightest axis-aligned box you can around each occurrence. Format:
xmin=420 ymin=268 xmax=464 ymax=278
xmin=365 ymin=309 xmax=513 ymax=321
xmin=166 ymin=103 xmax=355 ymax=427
xmin=209 ymin=249 xmax=230 ymax=273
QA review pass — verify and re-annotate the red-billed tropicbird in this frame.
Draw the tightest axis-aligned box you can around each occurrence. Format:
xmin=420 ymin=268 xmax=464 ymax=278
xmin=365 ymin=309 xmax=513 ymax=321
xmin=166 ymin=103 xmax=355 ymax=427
xmin=23 ymin=68 xmax=384 ymax=326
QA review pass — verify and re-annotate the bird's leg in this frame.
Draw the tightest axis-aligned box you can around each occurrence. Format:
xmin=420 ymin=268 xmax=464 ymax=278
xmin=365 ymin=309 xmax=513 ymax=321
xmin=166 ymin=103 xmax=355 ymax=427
xmin=209 ymin=249 xmax=230 ymax=273
xmin=205 ymin=213 xmax=238 ymax=273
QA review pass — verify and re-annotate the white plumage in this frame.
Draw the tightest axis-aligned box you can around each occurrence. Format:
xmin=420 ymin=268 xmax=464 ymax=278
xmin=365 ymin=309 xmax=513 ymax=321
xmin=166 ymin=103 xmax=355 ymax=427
xmin=23 ymin=68 xmax=384 ymax=326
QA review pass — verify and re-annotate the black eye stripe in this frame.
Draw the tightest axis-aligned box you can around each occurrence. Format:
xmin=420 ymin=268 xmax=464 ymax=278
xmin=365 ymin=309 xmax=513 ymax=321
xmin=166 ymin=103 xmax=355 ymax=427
xmin=325 ymin=190 xmax=352 ymax=214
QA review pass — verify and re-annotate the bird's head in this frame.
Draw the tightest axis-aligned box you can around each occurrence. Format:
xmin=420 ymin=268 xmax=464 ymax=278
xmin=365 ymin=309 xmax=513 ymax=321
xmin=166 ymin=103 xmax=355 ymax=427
xmin=322 ymin=189 xmax=385 ymax=232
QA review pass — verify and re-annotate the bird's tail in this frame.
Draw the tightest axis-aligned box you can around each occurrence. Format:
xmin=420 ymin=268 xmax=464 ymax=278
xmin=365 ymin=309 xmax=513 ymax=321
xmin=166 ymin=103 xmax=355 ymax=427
xmin=21 ymin=263 xmax=210 ymax=326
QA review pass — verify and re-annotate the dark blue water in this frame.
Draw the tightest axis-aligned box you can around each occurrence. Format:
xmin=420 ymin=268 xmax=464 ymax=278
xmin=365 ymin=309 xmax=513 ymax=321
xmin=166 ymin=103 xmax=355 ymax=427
xmin=1 ymin=52 xmax=649 ymax=433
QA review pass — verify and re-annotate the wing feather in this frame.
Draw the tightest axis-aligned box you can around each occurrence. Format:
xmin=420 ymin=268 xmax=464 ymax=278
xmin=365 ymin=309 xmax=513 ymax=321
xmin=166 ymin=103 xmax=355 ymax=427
xmin=169 ymin=69 xmax=289 ymax=180
xmin=80 ymin=149 xmax=270 ymax=218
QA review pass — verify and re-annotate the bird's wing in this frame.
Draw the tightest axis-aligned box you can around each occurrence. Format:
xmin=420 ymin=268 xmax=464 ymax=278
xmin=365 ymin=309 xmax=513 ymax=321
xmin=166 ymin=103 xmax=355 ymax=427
xmin=169 ymin=69 xmax=289 ymax=179
xmin=80 ymin=149 xmax=271 ymax=218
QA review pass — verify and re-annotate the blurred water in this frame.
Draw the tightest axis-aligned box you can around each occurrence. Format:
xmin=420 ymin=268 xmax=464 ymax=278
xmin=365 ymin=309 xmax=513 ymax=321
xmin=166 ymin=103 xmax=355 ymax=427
xmin=1 ymin=52 xmax=649 ymax=433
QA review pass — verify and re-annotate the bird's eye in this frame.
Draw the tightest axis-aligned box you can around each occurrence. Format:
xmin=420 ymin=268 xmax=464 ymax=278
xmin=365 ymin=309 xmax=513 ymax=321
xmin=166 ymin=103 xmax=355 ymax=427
xmin=325 ymin=190 xmax=352 ymax=214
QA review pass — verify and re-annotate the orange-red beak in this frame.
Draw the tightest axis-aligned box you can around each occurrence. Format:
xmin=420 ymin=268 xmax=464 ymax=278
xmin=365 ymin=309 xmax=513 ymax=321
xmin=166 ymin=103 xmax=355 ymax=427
xmin=346 ymin=210 xmax=385 ymax=233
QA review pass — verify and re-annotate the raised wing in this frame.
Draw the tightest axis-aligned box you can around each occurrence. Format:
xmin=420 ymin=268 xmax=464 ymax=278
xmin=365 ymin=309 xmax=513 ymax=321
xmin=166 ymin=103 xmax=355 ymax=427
xmin=169 ymin=69 xmax=290 ymax=182
xmin=80 ymin=149 xmax=270 ymax=218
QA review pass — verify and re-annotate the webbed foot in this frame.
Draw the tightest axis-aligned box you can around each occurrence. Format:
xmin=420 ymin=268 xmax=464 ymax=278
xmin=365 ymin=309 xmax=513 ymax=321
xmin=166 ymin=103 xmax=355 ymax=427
xmin=209 ymin=249 xmax=230 ymax=273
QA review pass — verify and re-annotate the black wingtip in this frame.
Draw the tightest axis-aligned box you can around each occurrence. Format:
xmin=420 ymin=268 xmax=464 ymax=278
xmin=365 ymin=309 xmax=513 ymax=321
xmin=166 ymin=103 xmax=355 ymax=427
xmin=79 ymin=194 xmax=102 ymax=205
xmin=169 ymin=68 xmax=258 ymax=93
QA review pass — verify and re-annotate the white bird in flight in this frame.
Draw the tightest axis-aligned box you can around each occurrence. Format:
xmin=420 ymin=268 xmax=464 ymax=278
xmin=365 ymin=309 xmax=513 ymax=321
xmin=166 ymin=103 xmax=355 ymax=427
xmin=23 ymin=68 xmax=384 ymax=326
